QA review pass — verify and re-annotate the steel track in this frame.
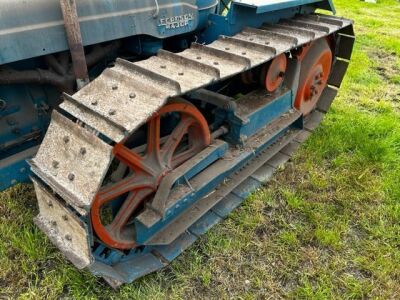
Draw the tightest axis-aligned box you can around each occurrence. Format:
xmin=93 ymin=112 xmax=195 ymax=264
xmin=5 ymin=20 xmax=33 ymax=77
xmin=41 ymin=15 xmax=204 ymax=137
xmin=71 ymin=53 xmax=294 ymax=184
xmin=29 ymin=13 xmax=354 ymax=286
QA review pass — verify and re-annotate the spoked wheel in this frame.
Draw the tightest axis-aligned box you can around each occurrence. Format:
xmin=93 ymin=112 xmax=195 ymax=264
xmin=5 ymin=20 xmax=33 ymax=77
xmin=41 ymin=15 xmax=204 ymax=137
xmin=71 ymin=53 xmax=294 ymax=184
xmin=294 ymin=38 xmax=333 ymax=115
xmin=91 ymin=101 xmax=211 ymax=249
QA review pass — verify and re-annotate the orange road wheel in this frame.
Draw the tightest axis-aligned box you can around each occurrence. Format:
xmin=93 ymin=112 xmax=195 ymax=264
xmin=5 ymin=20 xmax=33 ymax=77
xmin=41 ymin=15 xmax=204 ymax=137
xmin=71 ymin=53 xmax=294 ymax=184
xmin=264 ymin=53 xmax=287 ymax=93
xmin=294 ymin=38 xmax=333 ymax=115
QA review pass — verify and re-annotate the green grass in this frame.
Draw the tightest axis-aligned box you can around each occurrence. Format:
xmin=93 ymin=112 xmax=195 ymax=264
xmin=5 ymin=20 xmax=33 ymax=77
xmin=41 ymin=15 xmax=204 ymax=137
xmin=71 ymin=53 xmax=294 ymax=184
xmin=1 ymin=0 xmax=400 ymax=299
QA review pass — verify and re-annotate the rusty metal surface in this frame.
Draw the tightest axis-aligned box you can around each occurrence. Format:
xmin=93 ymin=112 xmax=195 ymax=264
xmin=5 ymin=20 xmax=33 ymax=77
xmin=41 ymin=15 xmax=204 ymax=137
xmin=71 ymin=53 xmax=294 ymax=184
xmin=33 ymin=180 xmax=91 ymax=269
xmin=59 ymin=0 xmax=89 ymax=88
xmin=30 ymin=14 xmax=355 ymax=280
xmin=317 ymin=86 xmax=338 ymax=113
xmin=31 ymin=111 xmax=113 ymax=212
xmin=180 ymin=43 xmax=250 ymax=78
xmin=137 ymin=139 xmax=227 ymax=228
xmin=328 ymin=59 xmax=349 ymax=87
xmin=147 ymin=125 xmax=301 ymax=245
xmin=59 ymin=14 xmax=353 ymax=144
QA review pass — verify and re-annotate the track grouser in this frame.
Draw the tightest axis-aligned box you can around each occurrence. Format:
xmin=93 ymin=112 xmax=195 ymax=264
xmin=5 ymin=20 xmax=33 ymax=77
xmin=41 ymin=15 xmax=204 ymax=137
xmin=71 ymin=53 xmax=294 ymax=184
xmin=0 ymin=0 xmax=354 ymax=286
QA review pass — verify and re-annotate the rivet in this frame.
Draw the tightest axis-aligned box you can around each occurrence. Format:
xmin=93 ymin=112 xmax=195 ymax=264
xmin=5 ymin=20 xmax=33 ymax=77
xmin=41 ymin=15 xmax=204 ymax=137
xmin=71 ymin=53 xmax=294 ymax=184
xmin=80 ymin=147 xmax=87 ymax=155
xmin=48 ymin=201 xmax=53 ymax=208
xmin=249 ymin=38 xmax=254 ymax=41
xmin=160 ymin=65 xmax=166 ymax=69
xmin=178 ymin=72 xmax=184 ymax=76
xmin=68 ymin=173 xmax=75 ymax=181
xmin=213 ymin=61 xmax=219 ymax=66
xmin=63 ymin=136 xmax=70 ymax=143
xmin=196 ymin=56 xmax=202 ymax=60
xmin=225 ymin=47 xmax=230 ymax=51
xmin=112 ymin=85 xmax=118 ymax=90
xmin=62 ymin=215 xmax=69 ymax=221
xmin=52 ymin=161 xmax=59 ymax=169
xmin=265 ymin=41 xmax=270 ymax=45
xmin=129 ymin=93 xmax=136 ymax=99
xmin=109 ymin=109 xmax=116 ymax=116
xmin=65 ymin=235 xmax=72 ymax=241
xmin=51 ymin=221 xmax=57 ymax=227
xmin=20 ymin=167 xmax=26 ymax=173
xmin=242 ymin=52 xmax=247 ymax=55
xmin=11 ymin=179 xmax=17 ymax=185
xmin=91 ymin=100 xmax=98 ymax=106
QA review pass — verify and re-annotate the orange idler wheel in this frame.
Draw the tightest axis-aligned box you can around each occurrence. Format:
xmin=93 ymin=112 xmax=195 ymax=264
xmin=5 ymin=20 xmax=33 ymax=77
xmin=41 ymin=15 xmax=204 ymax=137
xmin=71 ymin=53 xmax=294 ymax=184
xmin=264 ymin=53 xmax=287 ymax=93
xmin=91 ymin=102 xmax=210 ymax=250
xmin=294 ymin=38 xmax=333 ymax=115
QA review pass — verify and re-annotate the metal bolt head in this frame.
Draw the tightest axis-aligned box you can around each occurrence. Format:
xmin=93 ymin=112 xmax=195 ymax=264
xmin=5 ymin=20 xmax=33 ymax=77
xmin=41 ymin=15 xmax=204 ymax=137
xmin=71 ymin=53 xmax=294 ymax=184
xmin=80 ymin=147 xmax=87 ymax=155
xmin=51 ymin=221 xmax=57 ymax=227
xmin=68 ymin=173 xmax=75 ymax=181
xmin=62 ymin=215 xmax=69 ymax=221
xmin=242 ymin=52 xmax=247 ymax=55
xmin=91 ymin=100 xmax=98 ymax=106
xmin=178 ymin=72 xmax=184 ymax=76
xmin=52 ymin=161 xmax=59 ymax=169
xmin=196 ymin=56 xmax=202 ymax=60
xmin=48 ymin=201 xmax=53 ymax=208
xmin=225 ymin=47 xmax=230 ymax=51
xmin=63 ymin=136 xmax=70 ymax=143
xmin=109 ymin=109 xmax=116 ymax=116
xmin=112 ymin=84 xmax=118 ymax=90
xmin=213 ymin=61 xmax=219 ymax=66
xmin=129 ymin=93 xmax=136 ymax=99
xmin=65 ymin=235 xmax=72 ymax=241
xmin=160 ymin=65 xmax=166 ymax=69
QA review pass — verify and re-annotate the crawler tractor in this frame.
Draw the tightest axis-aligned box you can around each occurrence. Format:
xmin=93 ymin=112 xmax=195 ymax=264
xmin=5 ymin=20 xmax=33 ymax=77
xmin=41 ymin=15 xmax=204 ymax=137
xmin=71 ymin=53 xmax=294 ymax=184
xmin=0 ymin=0 xmax=354 ymax=286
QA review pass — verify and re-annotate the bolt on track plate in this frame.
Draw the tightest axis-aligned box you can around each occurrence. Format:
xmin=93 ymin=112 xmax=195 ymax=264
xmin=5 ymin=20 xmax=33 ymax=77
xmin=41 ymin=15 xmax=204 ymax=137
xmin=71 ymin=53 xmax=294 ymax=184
xmin=30 ymin=14 xmax=354 ymax=285
xmin=30 ymin=111 xmax=113 ymax=214
xmin=33 ymin=179 xmax=91 ymax=269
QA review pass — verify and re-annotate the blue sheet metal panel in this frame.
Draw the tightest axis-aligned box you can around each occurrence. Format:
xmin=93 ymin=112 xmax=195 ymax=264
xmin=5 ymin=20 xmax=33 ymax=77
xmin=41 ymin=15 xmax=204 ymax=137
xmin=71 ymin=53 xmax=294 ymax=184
xmin=183 ymin=141 xmax=228 ymax=181
xmin=113 ymin=253 xmax=165 ymax=282
xmin=232 ymin=176 xmax=261 ymax=199
xmin=199 ymin=5 xmax=299 ymax=44
xmin=227 ymin=90 xmax=292 ymax=143
xmin=0 ymin=146 xmax=38 ymax=190
xmin=189 ymin=210 xmax=222 ymax=236
xmin=134 ymin=150 xmax=253 ymax=244
xmin=0 ymin=0 xmax=214 ymax=65
xmin=232 ymin=0 xmax=334 ymax=14
xmin=212 ymin=193 xmax=244 ymax=218
xmin=152 ymin=231 xmax=197 ymax=262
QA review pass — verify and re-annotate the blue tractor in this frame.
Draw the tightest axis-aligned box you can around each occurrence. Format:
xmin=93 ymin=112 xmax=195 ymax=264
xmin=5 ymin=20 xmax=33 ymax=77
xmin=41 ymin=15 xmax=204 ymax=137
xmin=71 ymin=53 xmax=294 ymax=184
xmin=0 ymin=0 xmax=354 ymax=286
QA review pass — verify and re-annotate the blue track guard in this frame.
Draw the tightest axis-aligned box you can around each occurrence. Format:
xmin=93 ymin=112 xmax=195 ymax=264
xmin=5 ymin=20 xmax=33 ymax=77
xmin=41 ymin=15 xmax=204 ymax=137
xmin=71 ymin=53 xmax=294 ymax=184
xmin=232 ymin=0 xmax=335 ymax=14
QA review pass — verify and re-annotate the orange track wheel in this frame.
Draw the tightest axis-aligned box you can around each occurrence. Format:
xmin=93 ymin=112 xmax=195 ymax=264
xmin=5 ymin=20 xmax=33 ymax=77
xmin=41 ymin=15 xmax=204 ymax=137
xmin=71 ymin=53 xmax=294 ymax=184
xmin=264 ymin=53 xmax=287 ymax=93
xmin=294 ymin=38 xmax=333 ymax=115
xmin=91 ymin=102 xmax=210 ymax=249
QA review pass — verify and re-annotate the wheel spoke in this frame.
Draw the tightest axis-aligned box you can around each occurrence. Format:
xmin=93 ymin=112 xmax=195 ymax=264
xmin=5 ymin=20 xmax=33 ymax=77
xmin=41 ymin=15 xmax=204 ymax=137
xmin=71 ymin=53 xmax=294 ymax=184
xmin=161 ymin=116 xmax=195 ymax=166
xmin=147 ymin=115 xmax=160 ymax=157
xmin=114 ymin=143 xmax=158 ymax=176
xmin=108 ymin=188 xmax=153 ymax=237
xmin=97 ymin=176 xmax=154 ymax=204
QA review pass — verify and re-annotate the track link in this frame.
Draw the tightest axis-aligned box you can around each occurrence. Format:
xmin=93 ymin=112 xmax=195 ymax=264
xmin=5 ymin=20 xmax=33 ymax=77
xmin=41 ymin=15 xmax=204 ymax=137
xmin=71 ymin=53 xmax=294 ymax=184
xmin=30 ymin=13 xmax=354 ymax=286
